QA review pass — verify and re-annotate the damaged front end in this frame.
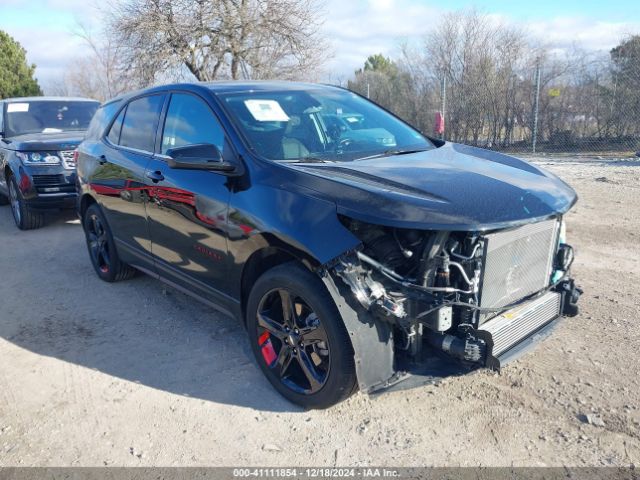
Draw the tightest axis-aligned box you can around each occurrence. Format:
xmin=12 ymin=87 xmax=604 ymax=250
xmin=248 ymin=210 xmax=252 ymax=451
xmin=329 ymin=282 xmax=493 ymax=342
xmin=322 ymin=216 xmax=582 ymax=393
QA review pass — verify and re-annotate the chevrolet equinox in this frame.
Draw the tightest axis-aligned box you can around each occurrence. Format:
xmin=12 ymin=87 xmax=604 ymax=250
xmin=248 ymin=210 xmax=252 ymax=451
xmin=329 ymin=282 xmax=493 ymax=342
xmin=76 ymin=82 xmax=581 ymax=408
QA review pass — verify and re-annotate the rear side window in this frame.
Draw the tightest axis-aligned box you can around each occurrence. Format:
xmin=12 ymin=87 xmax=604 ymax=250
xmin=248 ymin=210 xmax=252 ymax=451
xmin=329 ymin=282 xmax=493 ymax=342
xmin=161 ymin=93 xmax=225 ymax=154
xmin=107 ymin=108 xmax=126 ymax=145
xmin=85 ymin=101 xmax=121 ymax=141
xmin=119 ymin=95 xmax=165 ymax=152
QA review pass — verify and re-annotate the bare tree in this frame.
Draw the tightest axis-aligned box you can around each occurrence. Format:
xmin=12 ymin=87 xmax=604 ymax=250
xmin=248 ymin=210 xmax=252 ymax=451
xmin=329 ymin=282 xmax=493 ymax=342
xmin=349 ymin=9 xmax=625 ymax=152
xmin=419 ymin=10 xmax=533 ymax=146
xmin=45 ymin=22 xmax=147 ymax=102
xmin=107 ymin=0 xmax=328 ymax=84
xmin=72 ymin=23 xmax=143 ymax=100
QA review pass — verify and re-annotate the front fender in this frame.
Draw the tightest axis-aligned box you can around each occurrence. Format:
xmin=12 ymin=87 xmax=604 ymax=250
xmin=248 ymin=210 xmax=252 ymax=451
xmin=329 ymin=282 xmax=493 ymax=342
xmin=227 ymin=183 xmax=362 ymax=285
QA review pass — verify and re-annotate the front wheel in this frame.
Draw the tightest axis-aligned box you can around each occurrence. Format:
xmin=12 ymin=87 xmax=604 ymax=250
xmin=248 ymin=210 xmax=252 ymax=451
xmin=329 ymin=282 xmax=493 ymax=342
xmin=246 ymin=262 xmax=357 ymax=409
xmin=8 ymin=175 xmax=44 ymax=230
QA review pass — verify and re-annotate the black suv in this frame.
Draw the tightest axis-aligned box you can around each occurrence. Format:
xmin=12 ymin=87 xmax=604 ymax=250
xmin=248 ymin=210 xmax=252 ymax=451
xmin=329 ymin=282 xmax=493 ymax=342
xmin=76 ymin=82 xmax=581 ymax=408
xmin=0 ymin=97 xmax=99 ymax=229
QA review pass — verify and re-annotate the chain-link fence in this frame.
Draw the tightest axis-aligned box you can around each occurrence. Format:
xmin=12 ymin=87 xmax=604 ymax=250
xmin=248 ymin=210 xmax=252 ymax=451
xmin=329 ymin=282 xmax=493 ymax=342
xmin=347 ymin=55 xmax=640 ymax=155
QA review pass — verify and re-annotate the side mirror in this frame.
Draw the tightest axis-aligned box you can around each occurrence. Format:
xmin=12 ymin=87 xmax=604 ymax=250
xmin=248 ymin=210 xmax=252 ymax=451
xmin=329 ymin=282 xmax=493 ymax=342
xmin=166 ymin=143 xmax=236 ymax=172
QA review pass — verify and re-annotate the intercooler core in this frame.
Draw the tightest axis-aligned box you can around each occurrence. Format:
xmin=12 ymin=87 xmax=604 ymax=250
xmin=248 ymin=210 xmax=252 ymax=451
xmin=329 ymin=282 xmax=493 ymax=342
xmin=479 ymin=291 xmax=562 ymax=360
xmin=479 ymin=219 xmax=560 ymax=323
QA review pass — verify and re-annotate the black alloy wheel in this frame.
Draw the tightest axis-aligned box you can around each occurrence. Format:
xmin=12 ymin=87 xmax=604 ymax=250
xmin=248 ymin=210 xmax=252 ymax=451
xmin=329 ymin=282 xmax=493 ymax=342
xmin=83 ymin=203 xmax=136 ymax=282
xmin=256 ymin=288 xmax=331 ymax=394
xmin=247 ymin=262 xmax=357 ymax=409
xmin=86 ymin=211 xmax=111 ymax=275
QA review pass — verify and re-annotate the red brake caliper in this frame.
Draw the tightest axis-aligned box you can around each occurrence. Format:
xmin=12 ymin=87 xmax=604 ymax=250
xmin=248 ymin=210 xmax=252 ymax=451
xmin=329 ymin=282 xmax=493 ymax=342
xmin=258 ymin=331 xmax=277 ymax=366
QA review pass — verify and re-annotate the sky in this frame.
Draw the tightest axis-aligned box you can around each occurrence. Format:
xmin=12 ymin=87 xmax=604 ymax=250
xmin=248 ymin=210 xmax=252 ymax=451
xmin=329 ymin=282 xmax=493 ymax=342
xmin=1 ymin=0 xmax=640 ymax=91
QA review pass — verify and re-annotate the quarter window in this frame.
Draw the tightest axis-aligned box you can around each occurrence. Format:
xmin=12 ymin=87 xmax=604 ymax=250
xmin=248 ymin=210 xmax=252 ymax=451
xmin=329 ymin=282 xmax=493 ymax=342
xmin=107 ymin=107 xmax=126 ymax=145
xmin=161 ymin=93 xmax=225 ymax=155
xmin=86 ymin=100 xmax=121 ymax=141
xmin=119 ymin=95 xmax=165 ymax=152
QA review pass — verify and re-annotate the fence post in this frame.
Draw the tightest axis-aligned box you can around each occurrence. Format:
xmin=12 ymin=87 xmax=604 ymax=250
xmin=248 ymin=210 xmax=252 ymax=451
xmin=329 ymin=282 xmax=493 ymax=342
xmin=440 ymin=75 xmax=447 ymax=140
xmin=532 ymin=58 xmax=541 ymax=154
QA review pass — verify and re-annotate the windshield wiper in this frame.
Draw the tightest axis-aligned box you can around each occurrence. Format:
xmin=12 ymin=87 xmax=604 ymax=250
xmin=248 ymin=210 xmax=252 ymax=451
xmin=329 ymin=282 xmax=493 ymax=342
xmin=286 ymin=157 xmax=334 ymax=164
xmin=356 ymin=148 xmax=429 ymax=161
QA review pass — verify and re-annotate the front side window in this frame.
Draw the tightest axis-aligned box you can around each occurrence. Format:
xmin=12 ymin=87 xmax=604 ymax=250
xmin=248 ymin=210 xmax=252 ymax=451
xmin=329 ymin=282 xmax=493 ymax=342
xmin=161 ymin=93 xmax=225 ymax=155
xmin=119 ymin=95 xmax=165 ymax=152
xmin=219 ymin=89 xmax=433 ymax=162
xmin=3 ymin=100 xmax=100 ymax=138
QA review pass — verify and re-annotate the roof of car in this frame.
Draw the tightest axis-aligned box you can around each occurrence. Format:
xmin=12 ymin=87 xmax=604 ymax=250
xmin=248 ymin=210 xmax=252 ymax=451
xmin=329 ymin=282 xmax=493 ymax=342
xmin=2 ymin=96 xmax=99 ymax=103
xmin=104 ymin=80 xmax=342 ymax=106
xmin=204 ymin=80 xmax=338 ymax=94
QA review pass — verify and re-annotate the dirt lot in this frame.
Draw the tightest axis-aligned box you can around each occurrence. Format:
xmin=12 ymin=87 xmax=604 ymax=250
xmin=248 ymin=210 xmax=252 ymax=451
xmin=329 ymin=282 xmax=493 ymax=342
xmin=0 ymin=157 xmax=639 ymax=467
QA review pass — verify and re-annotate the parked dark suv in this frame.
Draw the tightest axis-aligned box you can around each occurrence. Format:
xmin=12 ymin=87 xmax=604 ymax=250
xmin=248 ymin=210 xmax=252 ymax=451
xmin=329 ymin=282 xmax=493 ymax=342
xmin=76 ymin=82 xmax=581 ymax=408
xmin=0 ymin=97 xmax=99 ymax=229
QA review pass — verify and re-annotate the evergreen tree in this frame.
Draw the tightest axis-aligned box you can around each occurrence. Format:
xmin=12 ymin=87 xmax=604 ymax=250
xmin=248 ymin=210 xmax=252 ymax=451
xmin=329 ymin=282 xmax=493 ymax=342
xmin=0 ymin=30 xmax=42 ymax=99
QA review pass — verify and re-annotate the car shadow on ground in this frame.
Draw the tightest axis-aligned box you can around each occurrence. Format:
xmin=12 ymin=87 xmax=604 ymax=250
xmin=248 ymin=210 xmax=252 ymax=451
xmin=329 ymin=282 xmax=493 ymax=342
xmin=0 ymin=207 xmax=301 ymax=413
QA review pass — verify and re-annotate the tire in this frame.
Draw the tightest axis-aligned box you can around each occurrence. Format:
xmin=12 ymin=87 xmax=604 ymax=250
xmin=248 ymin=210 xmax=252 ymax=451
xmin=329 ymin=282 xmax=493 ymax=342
xmin=0 ymin=191 xmax=9 ymax=206
xmin=246 ymin=262 xmax=357 ymax=409
xmin=8 ymin=175 xmax=44 ymax=230
xmin=82 ymin=203 xmax=136 ymax=282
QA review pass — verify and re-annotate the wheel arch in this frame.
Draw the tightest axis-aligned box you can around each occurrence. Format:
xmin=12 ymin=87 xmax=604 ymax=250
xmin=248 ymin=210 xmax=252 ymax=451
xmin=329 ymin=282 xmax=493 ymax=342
xmin=79 ymin=192 xmax=98 ymax=219
xmin=239 ymin=241 xmax=320 ymax=326
xmin=4 ymin=157 xmax=19 ymax=183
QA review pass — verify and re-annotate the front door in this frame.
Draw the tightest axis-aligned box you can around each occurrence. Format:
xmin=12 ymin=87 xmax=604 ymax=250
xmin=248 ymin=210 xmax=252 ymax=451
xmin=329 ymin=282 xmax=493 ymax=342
xmin=144 ymin=92 xmax=234 ymax=304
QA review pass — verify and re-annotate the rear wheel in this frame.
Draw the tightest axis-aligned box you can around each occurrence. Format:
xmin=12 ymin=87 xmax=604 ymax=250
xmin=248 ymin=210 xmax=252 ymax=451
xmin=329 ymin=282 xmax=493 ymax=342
xmin=246 ymin=262 xmax=357 ymax=409
xmin=83 ymin=203 xmax=136 ymax=282
xmin=8 ymin=175 xmax=44 ymax=230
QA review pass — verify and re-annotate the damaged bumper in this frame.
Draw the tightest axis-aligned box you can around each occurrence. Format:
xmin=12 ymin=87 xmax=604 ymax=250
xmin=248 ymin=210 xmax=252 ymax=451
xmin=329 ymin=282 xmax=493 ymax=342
xmin=323 ymin=216 xmax=582 ymax=394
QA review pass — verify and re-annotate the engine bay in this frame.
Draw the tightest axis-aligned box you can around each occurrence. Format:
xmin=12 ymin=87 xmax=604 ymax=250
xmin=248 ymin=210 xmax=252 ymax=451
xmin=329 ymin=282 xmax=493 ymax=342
xmin=331 ymin=215 xmax=581 ymax=370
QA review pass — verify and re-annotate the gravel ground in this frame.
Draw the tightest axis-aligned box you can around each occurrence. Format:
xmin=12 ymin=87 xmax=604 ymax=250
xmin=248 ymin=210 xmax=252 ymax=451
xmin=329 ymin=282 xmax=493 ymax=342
xmin=0 ymin=157 xmax=639 ymax=467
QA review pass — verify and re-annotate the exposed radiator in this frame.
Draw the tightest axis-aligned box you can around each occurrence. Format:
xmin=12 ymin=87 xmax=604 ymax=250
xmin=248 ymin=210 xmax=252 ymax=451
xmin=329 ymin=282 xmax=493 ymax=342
xmin=479 ymin=219 xmax=559 ymax=323
xmin=479 ymin=291 xmax=561 ymax=358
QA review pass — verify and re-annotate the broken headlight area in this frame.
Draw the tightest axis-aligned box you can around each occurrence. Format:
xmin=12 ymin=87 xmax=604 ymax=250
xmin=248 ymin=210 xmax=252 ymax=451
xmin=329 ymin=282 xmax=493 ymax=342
xmin=330 ymin=216 xmax=581 ymax=372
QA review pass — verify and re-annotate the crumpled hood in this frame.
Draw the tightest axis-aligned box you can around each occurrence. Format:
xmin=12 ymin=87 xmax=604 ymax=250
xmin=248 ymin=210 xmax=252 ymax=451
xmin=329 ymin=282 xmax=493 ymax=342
xmin=4 ymin=131 xmax=84 ymax=152
xmin=286 ymin=142 xmax=577 ymax=231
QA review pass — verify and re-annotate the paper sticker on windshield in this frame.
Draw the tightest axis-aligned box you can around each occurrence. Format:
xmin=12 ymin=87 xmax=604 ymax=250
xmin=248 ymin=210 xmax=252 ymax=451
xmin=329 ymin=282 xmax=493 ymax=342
xmin=7 ymin=103 xmax=29 ymax=113
xmin=244 ymin=100 xmax=290 ymax=122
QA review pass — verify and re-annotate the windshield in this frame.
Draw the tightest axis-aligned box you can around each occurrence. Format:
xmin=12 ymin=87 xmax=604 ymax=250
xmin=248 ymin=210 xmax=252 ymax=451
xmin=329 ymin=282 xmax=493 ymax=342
xmin=3 ymin=100 xmax=100 ymax=137
xmin=219 ymin=89 xmax=433 ymax=162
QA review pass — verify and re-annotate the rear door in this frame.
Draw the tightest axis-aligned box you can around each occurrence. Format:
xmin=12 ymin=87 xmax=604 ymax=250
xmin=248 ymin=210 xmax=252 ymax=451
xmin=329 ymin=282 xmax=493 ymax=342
xmin=144 ymin=91 xmax=235 ymax=306
xmin=87 ymin=94 xmax=166 ymax=265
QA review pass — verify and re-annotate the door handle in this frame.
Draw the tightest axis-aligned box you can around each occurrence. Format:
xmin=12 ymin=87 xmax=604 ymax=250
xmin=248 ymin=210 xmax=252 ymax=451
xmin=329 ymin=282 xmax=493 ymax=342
xmin=146 ymin=170 xmax=165 ymax=183
xmin=98 ymin=155 xmax=108 ymax=165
